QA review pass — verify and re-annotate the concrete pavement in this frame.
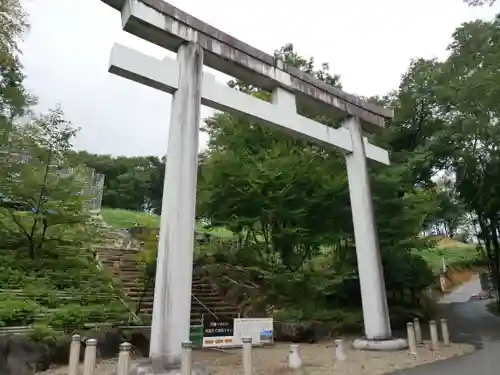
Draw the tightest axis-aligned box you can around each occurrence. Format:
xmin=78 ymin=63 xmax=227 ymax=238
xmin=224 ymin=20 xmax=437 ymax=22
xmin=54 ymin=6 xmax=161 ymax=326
xmin=392 ymin=276 xmax=500 ymax=374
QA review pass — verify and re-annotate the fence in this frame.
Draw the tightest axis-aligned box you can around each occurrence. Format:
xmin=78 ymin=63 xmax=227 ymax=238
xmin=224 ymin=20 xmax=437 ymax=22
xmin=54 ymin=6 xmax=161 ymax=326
xmin=83 ymin=169 xmax=105 ymax=214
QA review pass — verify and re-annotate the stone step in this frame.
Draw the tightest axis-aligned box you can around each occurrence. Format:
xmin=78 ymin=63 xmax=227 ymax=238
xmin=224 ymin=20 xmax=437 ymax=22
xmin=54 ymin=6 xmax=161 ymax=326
xmin=99 ymin=252 xmax=140 ymax=257
xmin=138 ymin=307 xmax=236 ymax=319
xmin=95 ymin=246 xmax=240 ymax=323
xmin=139 ymin=303 xmax=237 ymax=314
xmin=128 ymin=300 xmax=232 ymax=311
xmin=100 ymin=257 xmax=140 ymax=262
xmin=101 ymin=263 xmax=142 ymax=269
xmin=120 ymin=275 xmax=144 ymax=280
xmin=124 ymin=286 xmax=218 ymax=294
xmin=118 ymin=278 xmax=143 ymax=283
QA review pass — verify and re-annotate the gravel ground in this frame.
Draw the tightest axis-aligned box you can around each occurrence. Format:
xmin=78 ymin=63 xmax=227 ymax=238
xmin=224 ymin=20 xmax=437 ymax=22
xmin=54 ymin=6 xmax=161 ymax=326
xmin=38 ymin=340 xmax=474 ymax=375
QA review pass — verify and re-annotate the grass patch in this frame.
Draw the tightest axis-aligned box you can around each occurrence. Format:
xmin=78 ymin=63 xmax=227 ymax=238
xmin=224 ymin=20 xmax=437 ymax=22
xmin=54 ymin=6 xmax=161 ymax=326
xmin=487 ymin=301 xmax=500 ymax=316
xmin=415 ymin=244 xmax=481 ymax=274
xmin=427 ymin=235 xmax=473 ymax=249
xmin=101 ymin=208 xmax=160 ymax=229
xmin=195 ymin=225 xmax=235 ymax=239
xmin=101 ymin=208 xmax=235 ymax=238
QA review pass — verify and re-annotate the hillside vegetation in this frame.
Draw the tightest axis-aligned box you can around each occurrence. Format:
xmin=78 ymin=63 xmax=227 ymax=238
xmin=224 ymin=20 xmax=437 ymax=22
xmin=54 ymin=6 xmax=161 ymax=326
xmin=0 ymin=246 xmax=130 ymax=333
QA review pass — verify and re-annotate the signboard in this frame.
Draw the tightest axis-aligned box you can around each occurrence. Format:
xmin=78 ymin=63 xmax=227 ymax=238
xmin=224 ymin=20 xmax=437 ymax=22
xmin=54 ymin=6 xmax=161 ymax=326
xmin=233 ymin=318 xmax=274 ymax=346
xmin=202 ymin=316 xmax=235 ymax=348
xmin=201 ymin=317 xmax=274 ymax=348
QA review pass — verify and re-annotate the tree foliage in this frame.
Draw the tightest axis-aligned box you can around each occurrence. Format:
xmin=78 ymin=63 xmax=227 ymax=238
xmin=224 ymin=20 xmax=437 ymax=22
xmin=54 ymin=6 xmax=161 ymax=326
xmin=0 ymin=0 xmax=135 ymax=332
xmin=464 ymin=0 xmax=496 ymax=5
xmin=3 ymin=0 xmax=499 ymax=330
xmin=192 ymin=44 xmax=437 ymax=324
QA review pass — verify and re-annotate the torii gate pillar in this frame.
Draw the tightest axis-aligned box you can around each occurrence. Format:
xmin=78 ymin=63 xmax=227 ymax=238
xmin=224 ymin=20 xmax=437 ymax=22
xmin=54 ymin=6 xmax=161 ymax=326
xmin=150 ymin=43 xmax=203 ymax=367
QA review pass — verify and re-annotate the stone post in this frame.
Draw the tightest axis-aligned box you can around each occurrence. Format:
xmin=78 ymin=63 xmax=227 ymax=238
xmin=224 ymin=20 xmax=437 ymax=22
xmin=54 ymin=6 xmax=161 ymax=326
xmin=150 ymin=42 xmax=203 ymax=366
xmin=406 ymin=322 xmax=417 ymax=356
xmin=343 ymin=116 xmax=391 ymax=341
xmin=83 ymin=339 xmax=97 ymax=375
xmin=117 ymin=342 xmax=131 ymax=375
xmin=181 ymin=341 xmax=193 ymax=375
xmin=288 ymin=344 xmax=302 ymax=370
xmin=68 ymin=334 xmax=81 ymax=375
xmin=413 ymin=318 xmax=422 ymax=344
xmin=429 ymin=320 xmax=439 ymax=350
xmin=242 ymin=337 xmax=253 ymax=375
xmin=335 ymin=339 xmax=346 ymax=361
xmin=441 ymin=318 xmax=450 ymax=346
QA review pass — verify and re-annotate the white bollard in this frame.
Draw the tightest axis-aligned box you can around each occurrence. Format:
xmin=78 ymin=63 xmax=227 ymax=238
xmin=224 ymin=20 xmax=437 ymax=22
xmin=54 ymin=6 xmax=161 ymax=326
xmin=406 ymin=322 xmax=417 ymax=356
xmin=429 ymin=320 xmax=439 ymax=350
xmin=117 ymin=342 xmax=132 ymax=375
xmin=413 ymin=318 xmax=422 ymax=344
xmin=83 ymin=339 xmax=97 ymax=375
xmin=440 ymin=318 xmax=450 ymax=346
xmin=181 ymin=341 xmax=192 ymax=375
xmin=335 ymin=339 xmax=346 ymax=361
xmin=242 ymin=337 xmax=253 ymax=375
xmin=68 ymin=334 xmax=81 ymax=375
xmin=288 ymin=344 xmax=302 ymax=370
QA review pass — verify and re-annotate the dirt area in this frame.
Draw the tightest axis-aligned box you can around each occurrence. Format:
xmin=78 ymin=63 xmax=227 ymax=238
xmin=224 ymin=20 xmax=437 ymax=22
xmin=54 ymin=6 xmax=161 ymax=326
xmin=38 ymin=340 xmax=474 ymax=375
xmin=442 ymin=267 xmax=485 ymax=293
xmin=435 ymin=237 xmax=471 ymax=249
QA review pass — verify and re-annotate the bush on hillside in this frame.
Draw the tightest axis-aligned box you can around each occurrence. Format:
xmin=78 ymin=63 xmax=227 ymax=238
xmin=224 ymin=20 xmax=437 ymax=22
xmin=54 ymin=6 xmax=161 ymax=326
xmin=0 ymin=244 xmax=132 ymax=331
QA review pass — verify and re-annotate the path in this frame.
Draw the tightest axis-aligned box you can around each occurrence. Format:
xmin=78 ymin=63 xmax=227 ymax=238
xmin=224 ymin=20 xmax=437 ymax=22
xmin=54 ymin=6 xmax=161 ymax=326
xmin=393 ymin=276 xmax=500 ymax=374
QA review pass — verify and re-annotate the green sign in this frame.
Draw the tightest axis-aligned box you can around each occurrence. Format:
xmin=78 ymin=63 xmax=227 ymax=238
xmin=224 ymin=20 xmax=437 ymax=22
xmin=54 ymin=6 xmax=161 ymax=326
xmin=190 ymin=325 xmax=203 ymax=348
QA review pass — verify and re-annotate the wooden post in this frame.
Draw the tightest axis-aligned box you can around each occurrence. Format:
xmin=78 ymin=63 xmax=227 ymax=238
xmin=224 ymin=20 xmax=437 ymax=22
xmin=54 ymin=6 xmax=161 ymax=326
xmin=117 ymin=342 xmax=132 ymax=375
xmin=68 ymin=334 xmax=81 ymax=375
xmin=406 ymin=323 xmax=417 ymax=356
xmin=83 ymin=339 xmax=97 ymax=375
xmin=242 ymin=337 xmax=252 ymax=375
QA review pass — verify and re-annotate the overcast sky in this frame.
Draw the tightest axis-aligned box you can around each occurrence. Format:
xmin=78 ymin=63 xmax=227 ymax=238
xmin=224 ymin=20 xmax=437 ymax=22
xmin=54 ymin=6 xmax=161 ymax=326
xmin=20 ymin=0 xmax=497 ymax=157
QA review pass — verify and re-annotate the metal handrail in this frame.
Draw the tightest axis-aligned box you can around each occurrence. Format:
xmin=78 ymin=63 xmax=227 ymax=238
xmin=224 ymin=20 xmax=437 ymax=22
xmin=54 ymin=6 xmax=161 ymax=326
xmin=192 ymin=293 xmax=218 ymax=319
xmin=223 ymin=276 xmax=258 ymax=289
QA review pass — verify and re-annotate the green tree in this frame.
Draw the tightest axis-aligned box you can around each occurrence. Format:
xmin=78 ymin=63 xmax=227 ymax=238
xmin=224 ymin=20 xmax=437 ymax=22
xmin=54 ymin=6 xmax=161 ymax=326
xmin=463 ymin=0 xmax=495 ymax=5
xmin=196 ymin=44 xmax=435 ymax=320
xmin=436 ymin=18 xmax=500 ymax=299
xmin=68 ymin=152 xmax=165 ymax=212
xmin=0 ymin=107 xmax=91 ymax=260
xmin=0 ymin=0 xmax=33 ymax=143
xmin=0 ymin=0 xmax=28 ymax=54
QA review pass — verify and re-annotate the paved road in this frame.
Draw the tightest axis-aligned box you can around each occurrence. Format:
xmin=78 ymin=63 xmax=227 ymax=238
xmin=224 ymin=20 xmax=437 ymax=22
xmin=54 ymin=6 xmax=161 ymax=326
xmin=394 ymin=276 xmax=500 ymax=374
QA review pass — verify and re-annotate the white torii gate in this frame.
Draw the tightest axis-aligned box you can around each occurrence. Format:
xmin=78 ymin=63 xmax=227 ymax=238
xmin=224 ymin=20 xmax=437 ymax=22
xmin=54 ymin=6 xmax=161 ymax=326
xmin=101 ymin=0 xmax=407 ymax=372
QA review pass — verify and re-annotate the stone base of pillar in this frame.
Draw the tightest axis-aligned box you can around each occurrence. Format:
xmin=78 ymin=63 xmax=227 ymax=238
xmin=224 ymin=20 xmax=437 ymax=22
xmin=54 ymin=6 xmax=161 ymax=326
xmin=123 ymin=359 xmax=211 ymax=375
xmin=352 ymin=338 xmax=408 ymax=351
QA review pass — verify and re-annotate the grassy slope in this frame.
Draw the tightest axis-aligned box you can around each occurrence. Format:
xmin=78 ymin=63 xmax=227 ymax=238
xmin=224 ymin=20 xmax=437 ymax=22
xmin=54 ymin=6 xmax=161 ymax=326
xmin=102 ymin=209 xmax=483 ymax=273
xmin=101 ymin=208 xmax=160 ymax=228
xmin=417 ymin=236 xmax=480 ymax=274
xmin=0 ymin=246 xmax=130 ymax=328
xmin=101 ymin=208 xmax=234 ymax=238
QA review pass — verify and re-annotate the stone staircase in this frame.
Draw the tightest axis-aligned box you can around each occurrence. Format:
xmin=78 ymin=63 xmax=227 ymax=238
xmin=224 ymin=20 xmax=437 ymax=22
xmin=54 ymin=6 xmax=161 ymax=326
xmin=94 ymin=246 xmax=240 ymax=326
